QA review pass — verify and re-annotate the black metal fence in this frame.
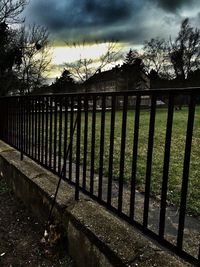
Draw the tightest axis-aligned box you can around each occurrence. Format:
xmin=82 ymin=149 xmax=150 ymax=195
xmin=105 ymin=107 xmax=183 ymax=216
xmin=0 ymin=88 xmax=200 ymax=265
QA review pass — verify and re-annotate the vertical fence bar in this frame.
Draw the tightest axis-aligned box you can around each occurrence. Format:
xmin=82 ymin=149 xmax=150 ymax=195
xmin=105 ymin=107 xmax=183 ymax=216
xmin=10 ymin=100 xmax=12 ymax=144
xmin=49 ymin=97 xmax=53 ymax=169
xmin=0 ymin=98 xmax=1 ymax=137
xmin=24 ymin=97 xmax=27 ymax=154
xmin=7 ymin=100 xmax=10 ymax=144
xmin=9 ymin=99 xmax=12 ymax=144
xmin=14 ymin=99 xmax=17 ymax=146
xmin=130 ymin=94 xmax=141 ymax=219
xmin=12 ymin=99 xmax=15 ymax=146
xmin=45 ymin=96 xmax=49 ymax=167
xmin=38 ymin=96 xmax=41 ymax=162
xmin=31 ymin=98 xmax=35 ymax=158
xmin=75 ymin=97 xmax=81 ymax=200
xmin=9 ymin=99 xmax=13 ymax=144
xmin=177 ymin=94 xmax=196 ymax=251
xmin=58 ymin=98 xmax=63 ymax=175
xmin=20 ymin=97 xmax=24 ymax=160
xmin=34 ymin=98 xmax=38 ymax=160
xmin=53 ymin=98 xmax=58 ymax=172
xmin=13 ymin=99 xmax=15 ymax=145
xmin=12 ymin=99 xmax=15 ymax=145
xmin=83 ymin=97 xmax=88 ymax=190
xmin=22 ymin=98 xmax=25 ymax=151
xmin=1 ymin=99 xmax=3 ymax=139
xmin=7 ymin=99 xmax=10 ymax=143
xmin=159 ymin=94 xmax=174 ymax=238
xmin=4 ymin=100 xmax=7 ymax=141
xmin=41 ymin=96 xmax=45 ymax=164
xmin=28 ymin=97 xmax=31 ymax=155
xmin=11 ymin=98 xmax=15 ymax=147
xmin=17 ymin=98 xmax=19 ymax=147
xmin=69 ymin=96 xmax=74 ymax=181
xmin=1 ymin=99 xmax=3 ymax=140
xmin=143 ymin=94 xmax=156 ymax=227
xmin=118 ymin=94 xmax=128 ymax=213
xmin=90 ymin=95 xmax=96 ymax=196
xmin=9 ymin=99 xmax=12 ymax=143
xmin=62 ymin=96 xmax=68 ymax=179
xmin=2 ymin=99 xmax=4 ymax=140
xmin=11 ymin=99 xmax=15 ymax=145
xmin=2 ymin=99 xmax=5 ymax=141
xmin=107 ymin=95 xmax=116 ymax=206
xmin=10 ymin=99 xmax=13 ymax=144
xmin=0 ymin=99 xmax=2 ymax=140
xmin=9 ymin=99 xmax=13 ymax=147
xmin=2 ymin=100 xmax=5 ymax=140
xmin=7 ymin=100 xmax=9 ymax=142
xmin=98 ymin=95 xmax=106 ymax=200
xmin=25 ymin=98 xmax=29 ymax=154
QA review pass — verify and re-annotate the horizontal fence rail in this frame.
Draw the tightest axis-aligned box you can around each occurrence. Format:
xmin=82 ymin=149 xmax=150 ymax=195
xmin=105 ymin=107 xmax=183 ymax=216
xmin=0 ymin=88 xmax=200 ymax=265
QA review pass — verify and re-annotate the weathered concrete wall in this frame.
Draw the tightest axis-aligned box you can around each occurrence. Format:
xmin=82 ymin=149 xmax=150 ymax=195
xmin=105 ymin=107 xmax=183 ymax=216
xmin=0 ymin=141 xmax=191 ymax=267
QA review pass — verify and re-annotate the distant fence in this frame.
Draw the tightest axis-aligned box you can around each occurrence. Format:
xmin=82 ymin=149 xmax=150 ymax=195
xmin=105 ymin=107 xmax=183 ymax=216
xmin=0 ymin=88 xmax=200 ymax=265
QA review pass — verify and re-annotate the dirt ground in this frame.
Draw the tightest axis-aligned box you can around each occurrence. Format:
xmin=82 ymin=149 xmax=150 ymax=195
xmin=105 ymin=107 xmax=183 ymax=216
xmin=0 ymin=177 xmax=75 ymax=267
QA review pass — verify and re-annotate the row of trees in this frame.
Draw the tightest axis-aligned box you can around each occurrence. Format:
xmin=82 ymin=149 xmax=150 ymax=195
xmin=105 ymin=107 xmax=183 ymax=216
xmin=1 ymin=1 xmax=200 ymax=95
xmin=53 ymin=18 xmax=200 ymax=93
xmin=143 ymin=18 xmax=200 ymax=86
xmin=0 ymin=0 xmax=51 ymax=96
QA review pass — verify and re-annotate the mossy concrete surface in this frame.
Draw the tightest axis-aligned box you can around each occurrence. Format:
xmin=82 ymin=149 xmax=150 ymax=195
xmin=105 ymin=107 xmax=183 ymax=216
xmin=0 ymin=141 xmax=191 ymax=267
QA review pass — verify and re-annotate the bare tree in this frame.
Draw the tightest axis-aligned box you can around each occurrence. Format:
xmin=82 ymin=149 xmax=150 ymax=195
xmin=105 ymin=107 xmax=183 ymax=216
xmin=14 ymin=24 xmax=52 ymax=94
xmin=143 ymin=37 xmax=169 ymax=77
xmin=64 ymin=41 xmax=122 ymax=82
xmin=0 ymin=0 xmax=27 ymax=23
xmin=169 ymin=18 xmax=200 ymax=81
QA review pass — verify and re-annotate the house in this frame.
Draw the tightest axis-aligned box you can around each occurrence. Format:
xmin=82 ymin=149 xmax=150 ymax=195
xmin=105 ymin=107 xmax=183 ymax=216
xmin=84 ymin=65 xmax=151 ymax=107
xmin=84 ymin=65 xmax=150 ymax=92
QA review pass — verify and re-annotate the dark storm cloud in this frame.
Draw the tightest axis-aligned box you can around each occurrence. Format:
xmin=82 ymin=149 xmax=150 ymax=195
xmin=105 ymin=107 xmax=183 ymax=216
xmin=151 ymin=0 xmax=196 ymax=12
xmin=24 ymin=0 xmax=200 ymax=44
xmin=83 ymin=0 xmax=132 ymax=25
xmin=26 ymin=0 xmax=133 ymax=31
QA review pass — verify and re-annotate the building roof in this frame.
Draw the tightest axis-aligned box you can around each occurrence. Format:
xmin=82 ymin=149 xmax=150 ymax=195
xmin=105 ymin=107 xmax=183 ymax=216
xmin=85 ymin=67 xmax=121 ymax=85
xmin=85 ymin=65 xmax=149 ymax=85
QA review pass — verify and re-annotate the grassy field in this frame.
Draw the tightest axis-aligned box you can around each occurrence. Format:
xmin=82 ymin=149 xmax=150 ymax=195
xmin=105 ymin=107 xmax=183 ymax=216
xmin=28 ymin=105 xmax=200 ymax=215
xmin=67 ymin=106 xmax=200 ymax=215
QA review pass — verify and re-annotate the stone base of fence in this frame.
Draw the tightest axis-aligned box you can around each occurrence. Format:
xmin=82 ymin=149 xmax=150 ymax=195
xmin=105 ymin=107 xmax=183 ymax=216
xmin=0 ymin=140 xmax=191 ymax=267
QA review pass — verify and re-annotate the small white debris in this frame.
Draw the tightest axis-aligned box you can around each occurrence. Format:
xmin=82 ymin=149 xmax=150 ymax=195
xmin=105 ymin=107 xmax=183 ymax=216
xmin=0 ymin=252 xmax=6 ymax=257
xmin=44 ymin=230 xmax=48 ymax=237
xmin=0 ymin=172 xmax=3 ymax=177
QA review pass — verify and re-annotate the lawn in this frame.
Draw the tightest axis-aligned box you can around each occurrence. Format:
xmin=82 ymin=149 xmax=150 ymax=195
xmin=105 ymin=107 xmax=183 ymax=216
xmin=26 ymin=105 xmax=200 ymax=215
xmin=70 ymin=106 xmax=200 ymax=215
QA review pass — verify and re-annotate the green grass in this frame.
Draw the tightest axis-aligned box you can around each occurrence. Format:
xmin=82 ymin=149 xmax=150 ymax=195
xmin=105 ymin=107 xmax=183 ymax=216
xmin=32 ymin=106 xmax=200 ymax=215
xmin=69 ymin=107 xmax=199 ymax=215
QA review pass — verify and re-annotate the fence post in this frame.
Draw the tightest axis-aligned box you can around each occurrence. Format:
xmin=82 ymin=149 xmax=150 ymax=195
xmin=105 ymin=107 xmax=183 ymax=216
xmin=20 ymin=97 xmax=24 ymax=160
xmin=0 ymin=98 xmax=2 ymax=139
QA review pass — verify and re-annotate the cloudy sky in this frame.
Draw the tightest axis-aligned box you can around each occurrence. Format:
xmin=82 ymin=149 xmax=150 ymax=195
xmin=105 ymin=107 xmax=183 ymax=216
xmin=23 ymin=0 xmax=200 ymax=78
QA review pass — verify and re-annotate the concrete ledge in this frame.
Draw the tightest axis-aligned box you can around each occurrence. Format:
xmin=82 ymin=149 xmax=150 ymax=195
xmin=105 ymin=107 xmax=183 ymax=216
xmin=0 ymin=141 xmax=190 ymax=267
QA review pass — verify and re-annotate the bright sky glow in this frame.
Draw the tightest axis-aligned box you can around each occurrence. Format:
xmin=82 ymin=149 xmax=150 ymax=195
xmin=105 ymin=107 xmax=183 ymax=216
xmin=52 ymin=43 xmax=115 ymax=65
xmin=47 ymin=42 xmax=125 ymax=78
